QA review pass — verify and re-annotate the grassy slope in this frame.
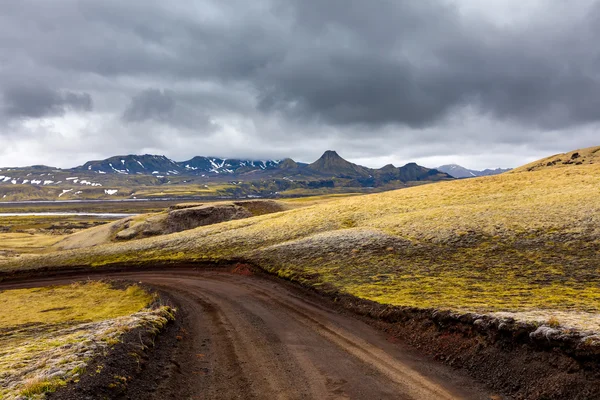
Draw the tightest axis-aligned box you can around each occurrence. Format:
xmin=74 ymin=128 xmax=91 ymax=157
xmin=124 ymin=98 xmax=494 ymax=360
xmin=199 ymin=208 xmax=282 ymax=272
xmin=514 ymin=145 xmax=600 ymax=172
xmin=0 ymin=215 xmax=112 ymax=262
xmin=2 ymin=164 xmax=600 ymax=325
xmin=0 ymin=282 xmax=169 ymax=399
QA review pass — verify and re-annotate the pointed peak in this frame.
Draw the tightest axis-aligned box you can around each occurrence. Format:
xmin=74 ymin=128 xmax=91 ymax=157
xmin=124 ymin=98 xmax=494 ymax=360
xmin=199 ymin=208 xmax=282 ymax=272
xmin=319 ymin=150 xmax=342 ymax=159
xmin=310 ymin=150 xmax=350 ymax=167
xmin=308 ymin=150 xmax=371 ymax=176
xmin=381 ymin=163 xmax=396 ymax=170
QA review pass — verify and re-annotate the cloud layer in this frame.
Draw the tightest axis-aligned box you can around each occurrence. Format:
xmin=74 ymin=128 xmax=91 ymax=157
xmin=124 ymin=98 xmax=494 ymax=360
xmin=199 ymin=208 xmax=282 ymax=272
xmin=1 ymin=0 xmax=599 ymax=169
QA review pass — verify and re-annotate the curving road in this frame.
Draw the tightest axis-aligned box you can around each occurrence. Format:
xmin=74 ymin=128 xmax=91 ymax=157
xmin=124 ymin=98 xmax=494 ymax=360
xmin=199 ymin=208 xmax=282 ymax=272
xmin=3 ymin=270 xmax=493 ymax=399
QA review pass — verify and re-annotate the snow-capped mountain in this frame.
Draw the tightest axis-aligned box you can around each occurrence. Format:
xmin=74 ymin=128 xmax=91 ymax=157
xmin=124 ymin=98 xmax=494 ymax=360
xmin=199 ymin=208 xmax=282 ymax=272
xmin=73 ymin=155 xmax=282 ymax=176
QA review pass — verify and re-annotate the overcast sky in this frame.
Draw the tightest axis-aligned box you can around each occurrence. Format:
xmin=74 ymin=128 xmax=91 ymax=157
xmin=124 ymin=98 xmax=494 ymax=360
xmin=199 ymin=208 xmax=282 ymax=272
xmin=1 ymin=0 xmax=600 ymax=170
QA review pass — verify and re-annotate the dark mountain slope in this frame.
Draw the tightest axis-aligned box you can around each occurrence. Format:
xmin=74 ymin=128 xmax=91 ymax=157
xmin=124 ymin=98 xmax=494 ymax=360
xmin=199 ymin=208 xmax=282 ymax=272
xmin=308 ymin=150 xmax=372 ymax=177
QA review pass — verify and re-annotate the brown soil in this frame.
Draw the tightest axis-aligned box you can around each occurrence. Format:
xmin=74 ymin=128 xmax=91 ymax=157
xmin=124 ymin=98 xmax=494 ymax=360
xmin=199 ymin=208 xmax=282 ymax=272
xmin=2 ymin=269 xmax=493 ymax=400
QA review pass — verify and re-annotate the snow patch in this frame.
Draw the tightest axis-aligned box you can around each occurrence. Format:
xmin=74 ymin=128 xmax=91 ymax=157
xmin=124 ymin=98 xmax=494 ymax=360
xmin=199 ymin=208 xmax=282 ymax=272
xmin=58 ymin=189 xmax=73 ymax=197
xmin=104 ymin=189 xmax=118 ymax=195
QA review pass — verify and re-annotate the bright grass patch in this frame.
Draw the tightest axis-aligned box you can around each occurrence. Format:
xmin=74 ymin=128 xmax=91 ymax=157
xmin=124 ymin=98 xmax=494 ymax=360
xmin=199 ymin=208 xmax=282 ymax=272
xmin=0 ymin=282 xmax=171 ymax=399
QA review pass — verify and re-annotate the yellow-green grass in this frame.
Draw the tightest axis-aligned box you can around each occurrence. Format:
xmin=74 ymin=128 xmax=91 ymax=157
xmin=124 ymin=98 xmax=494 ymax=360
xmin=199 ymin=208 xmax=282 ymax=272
xmin=0 ymin=233 xmax=66 ymax=254
xmin=514 ymin=145 xmax=600 ymax=172
xmin=279 ymin=193 xmax=365 ymax=207
xmin=131 ymin=183 xmax=232 ymax=198
xmin=0 ymin=215 xmax=112 ymax=261
xmin=0 ymin=215 xmax=108 ymax=232
xmin=0 ymin=282 xmax=160 ymax=399
xmin=3 ymin=162 xmax=600 ymax=329
xmin=0 ymin=282 xmax=152 ymax=328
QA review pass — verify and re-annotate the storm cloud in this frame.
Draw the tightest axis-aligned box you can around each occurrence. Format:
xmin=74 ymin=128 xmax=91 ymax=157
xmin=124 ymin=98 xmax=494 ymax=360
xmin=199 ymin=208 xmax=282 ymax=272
xmin=2 ymin=85 xmax=92 ymax=119
xmin=1 ymin=0 xmax=599 ymax=169
xmin=123 ymin=89 xmax=176 ymax=123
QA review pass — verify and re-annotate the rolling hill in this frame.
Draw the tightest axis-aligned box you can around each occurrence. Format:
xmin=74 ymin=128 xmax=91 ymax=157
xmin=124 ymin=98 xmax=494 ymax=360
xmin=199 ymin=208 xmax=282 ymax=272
xmin=3 ymin=145 xmax=599 ymax=333
xmin=513 ymin=145 xmax=600 ymax=172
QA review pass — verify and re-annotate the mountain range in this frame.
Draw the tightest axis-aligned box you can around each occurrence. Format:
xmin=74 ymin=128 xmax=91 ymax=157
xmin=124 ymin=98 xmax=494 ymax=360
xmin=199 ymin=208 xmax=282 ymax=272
xmin=0 ymin=151 xmax=456 ymax=200
xmin=1 ymin=151 xmax=451 ymax=184
xmin=436 ymin=164 xmax=511 ymax=178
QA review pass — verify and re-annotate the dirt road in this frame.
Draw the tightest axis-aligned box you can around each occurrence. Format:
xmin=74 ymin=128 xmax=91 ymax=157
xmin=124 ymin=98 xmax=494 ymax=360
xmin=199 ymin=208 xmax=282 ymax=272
xmin=3 ymin=270 xmax=493 ymax=399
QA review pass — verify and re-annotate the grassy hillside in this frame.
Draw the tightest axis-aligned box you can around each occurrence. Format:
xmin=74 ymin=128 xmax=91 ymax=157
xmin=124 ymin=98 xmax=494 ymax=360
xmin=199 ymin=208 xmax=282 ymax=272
xmin=2 ymin=161 xmax=600 ymax=329
xmin=514 ymin=145 xmax=600 ymax=172
xmin=53 ymin=200 xmax=289 ymax=250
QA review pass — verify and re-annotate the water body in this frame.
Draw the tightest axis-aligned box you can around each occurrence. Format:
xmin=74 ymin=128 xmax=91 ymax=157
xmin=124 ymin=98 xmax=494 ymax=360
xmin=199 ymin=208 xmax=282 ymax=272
xmin=0 ymin=212 xmax=137 ymax=218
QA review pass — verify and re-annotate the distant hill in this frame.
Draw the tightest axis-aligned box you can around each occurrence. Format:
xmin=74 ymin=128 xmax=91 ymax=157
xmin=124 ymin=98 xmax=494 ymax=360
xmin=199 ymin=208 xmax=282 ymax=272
xmin=512 ymin=146 xmax=600 ymax=173
xmin=437 ymin=164 xmax=511 ymax=178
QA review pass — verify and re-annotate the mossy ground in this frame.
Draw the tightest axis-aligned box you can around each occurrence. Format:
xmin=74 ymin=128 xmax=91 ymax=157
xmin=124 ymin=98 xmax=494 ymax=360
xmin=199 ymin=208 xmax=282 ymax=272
xmin=0 ymin=282 xmax=152 ymax=328
xmin=0 ymin=282 xmax=163 ymax=399
xmin=0 ymin=233 xmax=66 ymax=255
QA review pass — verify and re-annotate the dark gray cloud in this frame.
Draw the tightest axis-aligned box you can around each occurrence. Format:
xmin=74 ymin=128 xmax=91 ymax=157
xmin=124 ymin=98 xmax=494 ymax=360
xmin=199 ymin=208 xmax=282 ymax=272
xmin=122 ymin=88 xmax=221 ymax=135
xmin=0 ymin=0 xmax=599 ymax=168
xmin=123 ymin=89 xmax=175 ymax=123
xmin=253 ymin=0 xmax=600 ymax=130
xmin=2 ymin=84 xmax=92 ymax=119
